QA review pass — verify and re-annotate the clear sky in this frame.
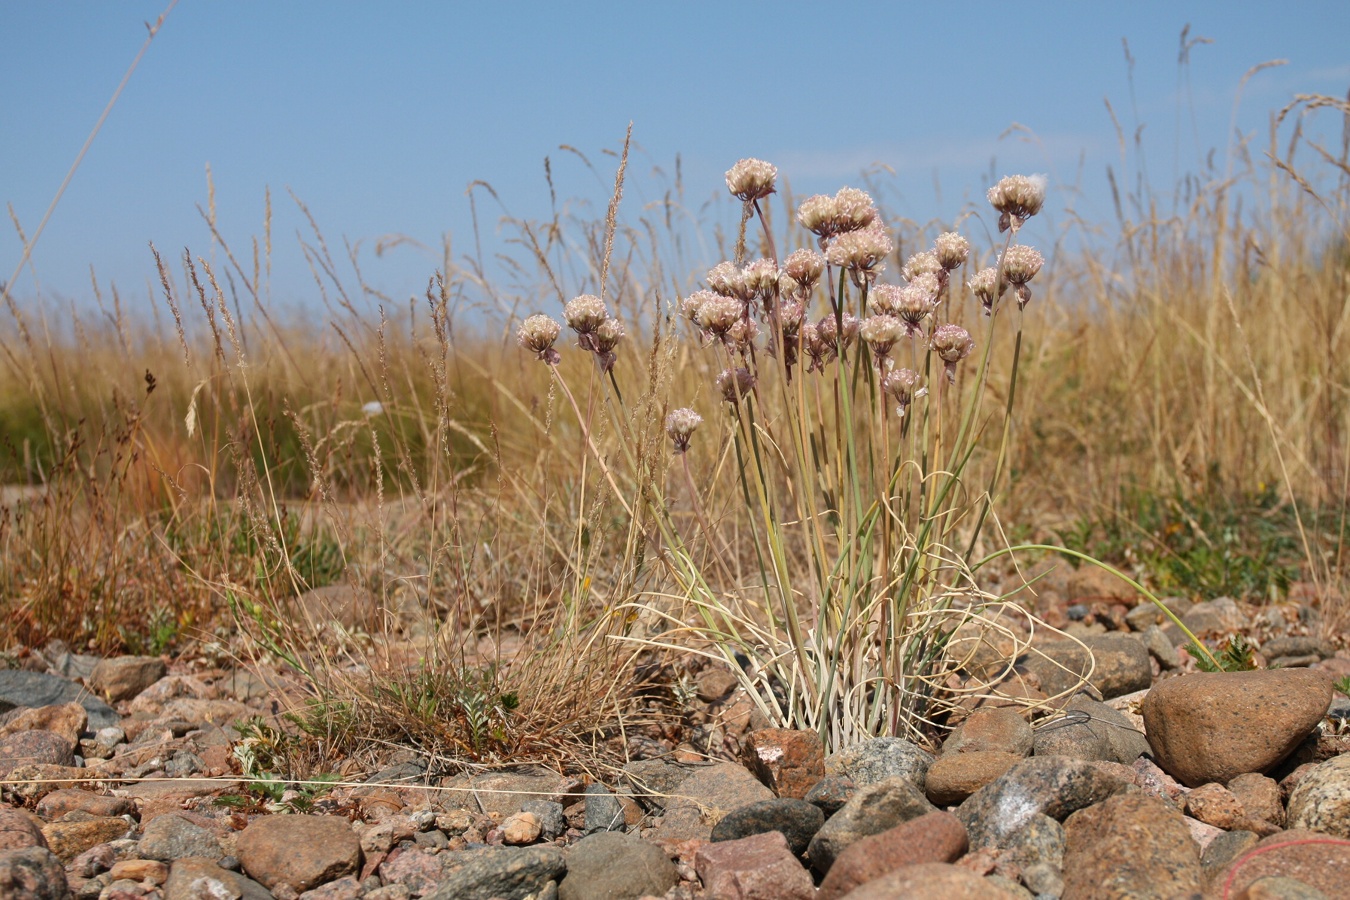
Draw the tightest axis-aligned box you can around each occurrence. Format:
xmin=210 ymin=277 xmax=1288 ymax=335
xmin=3 ymin=2 xmax=1348 ymax=317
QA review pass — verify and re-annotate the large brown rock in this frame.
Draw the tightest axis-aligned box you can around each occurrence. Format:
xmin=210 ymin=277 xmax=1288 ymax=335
xmin=88 ymin=656 xmax=166 ymax=704
xmin=817 ymin=810 xmax=967 ymax=900
xmin=0 ymin=809 xmax=47 ymax=851
xmin=0 ymin=846 xmax=70 ymax=899
xmin=235 ymin=815 xmax=360 ymax=893
xmin=1062 ymin=793 xmax=1202 ymax=899
xmin=1215 ymin=829 xmax=1350 ymax=899
xmin=834 ymin=862 xmax=1022 ymax=899
xmin=0 ymin=731 xmax=75 ymax=778
xmin=40 ymin=817 xmax=132 ymax=863
xmin=0 ymin=704 xmax=87 ymax=745
xmin=1141 ymin=670 xmax=1332 ymax=787
xmin=742 ymin=728 xmax=825 ymax=799
xmin=941 ymin=707 xmax=1033 ymax=757
xmin=694 ymin=831 xmax=815 ymax=900
xmin=925 ymin=751 xmax=1024 ymax=807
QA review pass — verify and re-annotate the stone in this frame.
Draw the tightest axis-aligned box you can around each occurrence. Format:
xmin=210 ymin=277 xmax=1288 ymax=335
xmin=427 ymin=846 xmax=564 ymax=900
xmin=36 ymin=791 xmax=134 ymax=821
xmin=1125 ymin=596 xmax=1193 ymax=632
xmin=87 ymin=657 xmax=166 ymax=704
xmin=561 ymin=831 xmax=681 ymax=900
xmin=817 ymin=810 xmax=967 ymax=900
xmin=519 ymin=800 xmax=565 ymax=841
xmin=297 ymin=875 xmax=363 ymax=900
xmin=108 ymin=860 xmax=168 ymax=885
xmin=806 ymin=776 xmax=936 ymax=873
xmin=164 ymin=856 xmax=272 ymax=900
xmin=741 ymin=728 xmax=824 ymax=799
xmin=0 ymin=671 xmax=119 ymax=731
xmin=1003 ymin=813 xmax=1065 ymax=871
xmin=138 ymin=814 xmax=222 ymax=862
xmin=694 ymin=830 xmax=815 ymax=900
xmin=451 ymin=768 xmax=566 ymax=819
xmin=1287 ymin=754 xmax=1350 ymax=837
xmin=941 ymin=707 xmax=1033 ymax=757
xmin=956 ymin=755 xmax=1132 ymax=851
xmin=235 ymin=815 xmax=360 ymax=893
xmin=1182 ymin=596 xmax=1244 ymax=636
xmin=833 ymin=861 xmax=1023 ymax=899
xmin=1216 ymin=829 xmax=1350 ymax=899
xmin=1203 ymin=830 xmax=1261 ymax=885
xmin=0 ymin=704 xmax=88 ymax=745
xmin=924 ymin=751 xmax=1023 ymax=807
xmin=376 ymin=849 xmax=443 ymax=897
xmin=803 ymin=775 xmax=855 ymax=816
xmin=500 ymin=811 xmax=541 ymax=845
xmin=1143 ymin=624 xmax=1182 ymax=669
xmin=0 ymin=808 xmax=47 ymax=852
xmin=0 ymin=846 xmax=71 ymax=900
xmin=1142 ymin=669 xmax=1333 ymax=787
xmin=710 ymin=798 xmax=824 ymax=857
xmin=1019 ymin=634 xmax=1153 ymax=699
xmin=40 ymin=818 xmax=131 ymax=863
xmin=0 ymin=765 xmax=99 ymax=802
xmin=1229 ymin=773 xmax=1286 ymax=829
xmin=823 ymin=736 xmax=933 ymax=789
xmin=0 ymin=730 xmax=74 ymax=777
xmin=1185 ymin=782 xmax=1247 ymax=831
xmin=1262 ymin=636 xmax=1334 ymax=661
xmin=619 ymin=758 xmax=692 ymax=810
xmin=696 ymin=667 xmax=740 ymax=702
xmin=650 ymin=762 xmax=774 ymax=842
xmin=68 ymin=843 xmax=116 ymax=878
xmin=1062 ymin=793 xmax=1203 ymax=899
xmin=1237 ymin=875 xmax=1330 ymax=899
xmin=582 ymin=783 xmax=624 ymax=834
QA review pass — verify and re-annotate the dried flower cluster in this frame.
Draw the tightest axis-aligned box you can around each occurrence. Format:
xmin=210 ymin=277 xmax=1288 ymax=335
xmin=987 ymin=174 xmax=1047 ymax=234
xmin=725 ymin=158 xmax=778 ymax=202
xmin=517 ymin=294 xmax=626 ymax=372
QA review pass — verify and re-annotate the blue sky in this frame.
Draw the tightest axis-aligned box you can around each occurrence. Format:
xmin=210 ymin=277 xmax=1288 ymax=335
xmin=3 ymin=2 xmax=1348 ymax=316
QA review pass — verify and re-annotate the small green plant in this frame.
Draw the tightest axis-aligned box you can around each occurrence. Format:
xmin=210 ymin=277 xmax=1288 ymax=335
xmin=1332 ymin=675 xmax=1350 ymax=696
xmin=215 ymin=717 xmax=339 ymax=813
xmin=1189 ymin=635 xmax=1257 ymax=673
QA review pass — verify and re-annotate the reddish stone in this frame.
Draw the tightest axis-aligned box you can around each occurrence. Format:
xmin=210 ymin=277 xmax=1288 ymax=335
xmin=925 ymin=751 xmax=1023 ymax=806
xmin=694 ymin=830 xmax=815 ymax=900
xmin=1218 ymin=830 xmax=1350 ymax=899
xmin=741 ymin=729 xmax=824 ymax=799
xmin=0 ymin=808 xmax=47 ymax=851
xmin=817 ymin=810 xmax=968 ymax=900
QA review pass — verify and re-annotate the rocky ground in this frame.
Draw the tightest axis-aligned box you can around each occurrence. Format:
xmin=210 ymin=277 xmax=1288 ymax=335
xmin=2 ymin=578 xmax=1350 ymax=900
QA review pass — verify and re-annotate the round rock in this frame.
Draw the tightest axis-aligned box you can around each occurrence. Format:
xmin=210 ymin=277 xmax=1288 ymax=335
xmin=558 ymin=831 xmax=678 ymax=900
xmin=806 ymin=776 xmax=935 ymax=873
xmin=1062 ymin=793 xmax=1203 ymax=899
xmin=710 ymin=798 xmax=824 ymax=856
xmin=1141 ymin=669 xmax=1333 ymax=787
xmin=823 ymin=736 xmax=933 ymax=789
xmin=816 ymin=810 xmax=967 ymax=900
xmin=1288 ymin=754 xmax=1350 ymax=837
xmin=235 ymin=814 xmax=360 ymax=893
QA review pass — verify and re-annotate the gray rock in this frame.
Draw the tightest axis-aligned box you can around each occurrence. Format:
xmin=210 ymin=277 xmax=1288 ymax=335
xmin=648 ymin=761 xmax=774 ymax=842
xmin=1019 ymin=634 xmax=1152 ymax=700
xmin=1143 ymin=624 xmax=1181 ymax=669
xmin=1032 ymin=696 xmax=1149 ymax=764
xmin=803 ymin=775 xmax=855 ymax=816
xmin=165 ymin=856 xmax=272 ymax=900
xmin=1263 ymin=636 xmax=1334 ymax=661
xmin=1125 ymin=597 xmax=1192 ymax=632
xmin=0 ymin=671 xmax=118 ymax=731
xmin=824 ymin=737 xmax=933 ymax=789
xmin=710 ymin=798 xmax=824 ymax=857
xmin=0 ymin=846 xmax=71 ymax=899
xmin=620 ymin=758 xmax=693 ymax=810
xmin=1181 ymin=596 xmax=1243 ymax=636
xmin=426 ymin=846 xmax=565 ymax=900
xmin=139 ymin=814 xmax=223 ymax=862
xmin=1288 ymin=754 xmax=1350 ymax=837
xmin=1003 ymin=813 xmax=1065 ymax=871
xmin=807 ymin=776 xmax=936 ymax=873
xmin=1201 ymin=830 xmax=1260 ymax=885
xmin=582 ymin=784 xmax=624 ymax=835
xmin=558 ymin=832 xmax=677 ymax=900
xmin=956 ymin=756 xmax=1132 ymax=851
xmin=454 ymin=768 xmax=567 ymax=819
xmin=520 ymin=800 xmax=565 ymax=841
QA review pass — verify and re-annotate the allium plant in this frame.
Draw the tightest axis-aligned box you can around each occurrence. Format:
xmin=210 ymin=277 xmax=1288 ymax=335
xmin=516 ymin=160 xmax=1212 ymax=751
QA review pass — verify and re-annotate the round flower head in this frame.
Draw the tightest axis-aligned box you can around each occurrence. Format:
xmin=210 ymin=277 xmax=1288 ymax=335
xmin=987 ymin=174 xmax=1047 ymax=233
xmin=563 ymin=294 xmax=608 ymax=335
xmin=930 ymin=323 xmax=975 ymax=383
xmin=665 ymin=407 xmax=703 ymax=454
xmin=589 ymin=318 xmax=624 ymax=372
xmin=838 ymin=312 xmax=860 ymax=350
xmin=707 ymin=261 xmax=751 ymax=302
xmin=695 ymin=295 xmax=746 ymax=340
xmin=825 ymin=222 xmax=893 ymax=287
xmin=777 ymin=273 xmax=803 ymax=302
xmin=860 ymin=314 xmax=905 ymax=360
xmin=517 ymin=314 xmax=562 ymax=365
xmin=724 ymin=316 xmax=759 ymax=352
xmin=882 ymin=367 xmax=924 ymax=417
xmin=1000 ymin=244 xmax=1045 ymax=309
xmin=797 ymin=195 xmax=839 ymax=239
xmin=934 ymin=232 xmax=970 ymax=271
xmin=801 ymin=321 xmax=836 ymax=373
xmin=870 ymin=283 xmax=904 ymax=316
xmin=969 ymin=267 xmax=1003 ymax=316
xmin=797 ymin=188 xmax=877 ymax=241
xmin=725 ymin=158 xmax=778 ymax=202
xmin=716 ymin=367 xmax=757 ymax=404
xmin=742 ymin=258 xmax=780 ymax=302
xmin=783 ymin=248 xmax=826 ymax=290
xmin=680 ymin=289 xmax=719 ymax=323
xmin=895 ymin=283 xmax=938 ymax=337
xmin=902 ymin=250 xmax=942 ymax=282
